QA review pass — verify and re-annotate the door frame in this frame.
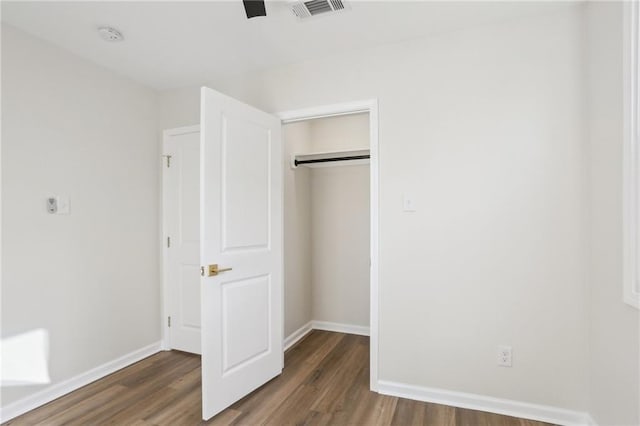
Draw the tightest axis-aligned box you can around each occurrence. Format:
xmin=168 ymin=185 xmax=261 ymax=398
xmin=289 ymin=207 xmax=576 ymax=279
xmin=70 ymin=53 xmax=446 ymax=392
xmin=161 ymin=124 xmax=201 ymax=351
xmin=277 ymin=99 xmax=380 ymax=392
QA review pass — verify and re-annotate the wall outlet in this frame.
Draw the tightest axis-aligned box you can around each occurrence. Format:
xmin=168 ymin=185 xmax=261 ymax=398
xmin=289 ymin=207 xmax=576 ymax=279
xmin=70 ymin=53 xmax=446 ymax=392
xmin=498 ymin=345 xmax=512 ymax=367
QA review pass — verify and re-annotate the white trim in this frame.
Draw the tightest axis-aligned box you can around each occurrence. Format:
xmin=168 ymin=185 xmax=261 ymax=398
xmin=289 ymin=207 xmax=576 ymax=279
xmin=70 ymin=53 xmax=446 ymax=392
xmin=283 ymin=321 xmax=313 ymax=351
xmin=377 ymin=380 xmax=592 ymax=426
xmin=277 ymin=98 xmax=380 ymax=392
xmin=163 ymin=124 xmax=201 ymax=138
xmin=0 ymin=341 xmax=162 ymax=423
xmin=368 ymin=100 xmax=380 ymax=392
xmin=283 ymin=320 xmax=370 ymax=351
xmin=161 ymin=125 xmax=201 ymax=350
xmin=623 ymin=0 xmax=640 ymax=309
xmin=311 ymin=320 xmax=370 ymax=336
xmin=277 ymin=100 xmax=374 ymax=124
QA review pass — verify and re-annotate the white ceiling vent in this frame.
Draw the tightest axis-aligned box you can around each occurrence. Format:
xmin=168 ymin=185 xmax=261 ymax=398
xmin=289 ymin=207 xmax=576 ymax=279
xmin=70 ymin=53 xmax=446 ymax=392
xmin=290 ymin=0 xmax=349 ymax=20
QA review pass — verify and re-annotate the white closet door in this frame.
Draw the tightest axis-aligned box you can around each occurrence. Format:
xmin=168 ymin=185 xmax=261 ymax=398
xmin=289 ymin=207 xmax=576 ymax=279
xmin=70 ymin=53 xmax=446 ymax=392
xmin=163 ymin=127 xmax=201 ymax=354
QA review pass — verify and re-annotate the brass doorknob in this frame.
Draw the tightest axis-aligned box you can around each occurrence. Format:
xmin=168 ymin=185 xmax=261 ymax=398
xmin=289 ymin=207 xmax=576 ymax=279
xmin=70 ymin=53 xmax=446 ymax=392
xmin=205 ymin=264 xmax=232 ymax=277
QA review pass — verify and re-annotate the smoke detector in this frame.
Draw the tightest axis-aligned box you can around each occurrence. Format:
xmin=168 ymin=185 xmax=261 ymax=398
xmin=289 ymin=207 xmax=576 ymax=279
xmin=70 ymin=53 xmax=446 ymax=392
xmin=289 ymin=0 xmax=349 ymax=20
xmin=98 ymin=27 xmax=124 ymax=42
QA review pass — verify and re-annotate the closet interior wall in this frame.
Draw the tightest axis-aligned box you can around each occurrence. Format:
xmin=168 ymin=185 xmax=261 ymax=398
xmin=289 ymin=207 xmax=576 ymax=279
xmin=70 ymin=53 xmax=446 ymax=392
xmin=283 ymin=113 xmax=370 ymax=338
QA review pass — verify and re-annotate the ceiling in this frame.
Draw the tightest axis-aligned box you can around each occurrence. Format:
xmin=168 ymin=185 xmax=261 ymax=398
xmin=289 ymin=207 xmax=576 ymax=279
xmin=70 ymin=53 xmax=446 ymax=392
xmin=1 ymin=1 xmax=578 ymax=91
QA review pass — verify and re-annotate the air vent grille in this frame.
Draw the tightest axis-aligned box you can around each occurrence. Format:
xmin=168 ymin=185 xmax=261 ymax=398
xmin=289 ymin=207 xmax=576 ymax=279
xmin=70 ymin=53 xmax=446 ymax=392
xmin=330 ymin=0 xmax=344 ymax=10
xmin=305 ymin=0 xmax=332 ymax=15
xmin=289 ymin=0 xmax=348 ymax=20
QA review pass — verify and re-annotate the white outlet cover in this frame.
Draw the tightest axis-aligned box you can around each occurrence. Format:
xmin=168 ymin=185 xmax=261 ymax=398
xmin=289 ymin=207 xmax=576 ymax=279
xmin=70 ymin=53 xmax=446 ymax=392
xmin=498 ymin=345 xmax=512 ymax=367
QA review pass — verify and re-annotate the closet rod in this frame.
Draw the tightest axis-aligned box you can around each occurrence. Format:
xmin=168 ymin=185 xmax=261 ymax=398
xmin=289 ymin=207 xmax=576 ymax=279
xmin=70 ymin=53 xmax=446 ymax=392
xmin=294 ymin=154 xmax=370 ymax=167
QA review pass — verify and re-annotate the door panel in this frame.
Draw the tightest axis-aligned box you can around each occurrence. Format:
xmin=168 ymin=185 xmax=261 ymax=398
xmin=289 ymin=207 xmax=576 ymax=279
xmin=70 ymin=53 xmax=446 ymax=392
xmin=201 ymin=87 xmax=283 ymax=420
xmin=221 ymin=275 xmax=271 ymax=374
xmin=180 ymin=142 xmax=200 ymax=242
xmin=221 ymin=115 xmax=271 ymax=251
xmin=164 ymin=128 xmax=201 ymax=355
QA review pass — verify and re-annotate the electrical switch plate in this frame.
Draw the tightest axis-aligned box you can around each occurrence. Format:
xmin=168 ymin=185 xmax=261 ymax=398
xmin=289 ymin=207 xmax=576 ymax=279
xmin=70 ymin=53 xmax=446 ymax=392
xmin=403 ymin=194 xmax=416 ymax=212
xmin=47 ymin=195 xmax=70 ymax=215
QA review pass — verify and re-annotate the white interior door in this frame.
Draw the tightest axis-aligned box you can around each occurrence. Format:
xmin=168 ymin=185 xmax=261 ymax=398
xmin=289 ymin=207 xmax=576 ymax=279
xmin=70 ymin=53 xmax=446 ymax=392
xmin=163 ymin=126 xmax=201 ymax=354
xmin=200 ymin=87 xmax=283 ymax=420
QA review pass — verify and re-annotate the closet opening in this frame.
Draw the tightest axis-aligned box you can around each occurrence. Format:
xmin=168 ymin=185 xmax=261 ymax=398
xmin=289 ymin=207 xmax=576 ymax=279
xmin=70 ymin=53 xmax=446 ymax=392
xmin=280 ymin=101 xmax=378 ymax=391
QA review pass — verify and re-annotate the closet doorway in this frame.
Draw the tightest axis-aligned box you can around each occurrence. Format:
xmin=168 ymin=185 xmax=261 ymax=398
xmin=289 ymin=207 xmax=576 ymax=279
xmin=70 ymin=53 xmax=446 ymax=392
xmin=278 ymin=101 xmax=379 ymax=390
xmin=162 ymin=100 xmax=379 ymax=391
xmin=283 ymin=115 xmax=370 ymax=335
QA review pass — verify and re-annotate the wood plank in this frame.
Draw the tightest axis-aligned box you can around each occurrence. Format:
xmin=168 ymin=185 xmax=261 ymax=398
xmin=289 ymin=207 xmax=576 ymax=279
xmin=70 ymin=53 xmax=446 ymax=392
xmin=391 ymin=398 xmax=429 ymax=425
xmin=204 ymin=408 xmax=243 ymax=426
xmin=425 ymin=402 xmax=457 ymax=426
xmin=144 ymin=385 xmax=201 ymax=425
xmin=261 ymin=334 xmax=365 ymax=425
xmin=68 ymin=354 xmax=200 ymax=425
xmin=33 ymin=384 xmax=128 ymax=425
xmin=227 ymin=331 xmax=344 ymax=425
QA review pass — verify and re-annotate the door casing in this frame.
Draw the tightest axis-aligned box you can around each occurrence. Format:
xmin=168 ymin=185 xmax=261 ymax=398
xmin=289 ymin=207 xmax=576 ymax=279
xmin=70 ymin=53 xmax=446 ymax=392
xmin=276 ymin=99 xmax=380 ymax=392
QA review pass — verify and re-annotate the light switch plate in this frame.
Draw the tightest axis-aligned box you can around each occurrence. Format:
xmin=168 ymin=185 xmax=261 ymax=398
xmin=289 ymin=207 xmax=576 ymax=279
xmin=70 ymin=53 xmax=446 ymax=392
xmin=47 ymin=195 xmax=70 ymax=215
xmin=403 ymin=194 xmax=416 ymax=212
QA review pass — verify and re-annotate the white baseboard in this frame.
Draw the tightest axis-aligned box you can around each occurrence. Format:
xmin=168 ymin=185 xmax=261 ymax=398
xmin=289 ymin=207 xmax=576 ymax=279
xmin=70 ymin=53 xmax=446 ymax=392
xmin=378 ymin=380 xmax=592 ymax=426
xmin=0 ymin=341 xmax=162 ymax=423
xmin=284 ymin=321 xmax=313 ymax=351
xmin=283 ymin=320 xmax=370 ymax=351
xmin=311 ymin=320 xmax=370 ymax=336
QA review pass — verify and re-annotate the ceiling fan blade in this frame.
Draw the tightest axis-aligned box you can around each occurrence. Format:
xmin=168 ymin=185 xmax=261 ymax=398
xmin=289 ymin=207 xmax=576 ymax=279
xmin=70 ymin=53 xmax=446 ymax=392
xmin=243 ymin=0 xmax=266 ymax=19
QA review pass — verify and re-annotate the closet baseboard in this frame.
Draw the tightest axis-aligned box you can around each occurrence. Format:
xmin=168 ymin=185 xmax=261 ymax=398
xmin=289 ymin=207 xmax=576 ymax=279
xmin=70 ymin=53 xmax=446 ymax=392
xmin=311 ymin=320 xmax=370 ymax=337
xmin=284 ymin=321 xmax=314 ymax=351
xmin=284 ymin=320 xmax=370 ymax=351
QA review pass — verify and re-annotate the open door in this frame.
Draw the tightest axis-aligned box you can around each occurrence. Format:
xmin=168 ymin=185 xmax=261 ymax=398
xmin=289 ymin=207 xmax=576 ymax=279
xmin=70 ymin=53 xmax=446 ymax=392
xmin=200 ymin=87 xmax=283 ymax=420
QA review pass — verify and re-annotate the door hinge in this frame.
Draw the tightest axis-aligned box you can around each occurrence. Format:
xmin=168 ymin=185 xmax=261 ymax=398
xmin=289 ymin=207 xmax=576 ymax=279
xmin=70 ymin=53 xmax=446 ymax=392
xmin=167 ymin=236 xmax=171 ymax=248
xmin=168 ymin=316 xmax=171 ymax=327
xmin=162 ymin=155 xmax=172 ymax=168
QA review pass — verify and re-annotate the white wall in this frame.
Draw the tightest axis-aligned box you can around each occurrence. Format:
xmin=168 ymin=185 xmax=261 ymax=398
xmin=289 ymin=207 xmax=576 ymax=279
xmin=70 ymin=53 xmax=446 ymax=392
xmin=1 ymin=25 xmax=160 ymax=406
xmin=283 ymin=122 xmax=313 ymax=337
xmin=586 ymin=3 xmax=640 ymax=425
xmin=159 ymin=6 xmax=591 ymax=411
xmin=308 ymin=114 xmax=370 ymax=327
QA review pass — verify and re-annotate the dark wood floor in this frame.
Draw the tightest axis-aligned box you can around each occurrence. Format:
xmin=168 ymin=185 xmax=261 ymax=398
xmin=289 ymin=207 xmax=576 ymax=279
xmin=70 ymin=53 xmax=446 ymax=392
xmin=5 ymin=331 xmax=553 ymax=425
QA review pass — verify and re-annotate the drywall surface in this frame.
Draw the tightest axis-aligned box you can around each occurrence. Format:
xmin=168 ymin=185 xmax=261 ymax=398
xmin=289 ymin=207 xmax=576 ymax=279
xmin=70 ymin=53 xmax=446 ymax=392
xmin=1 ymin=25 xmax=160 ymax=406
xmin=283 ymin=122 xmax=313 ymax=336
xmin=586 ymin=3 xmax=640 ymax=425
xmin=308 ymin=114 xmax=370 ymax=327
xmin=159 ymin=6 xmax=590 ymax=410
